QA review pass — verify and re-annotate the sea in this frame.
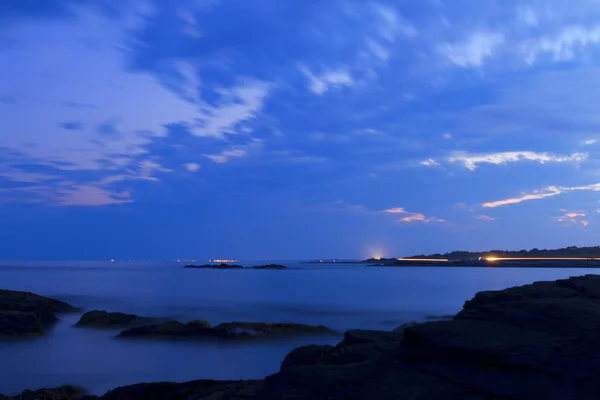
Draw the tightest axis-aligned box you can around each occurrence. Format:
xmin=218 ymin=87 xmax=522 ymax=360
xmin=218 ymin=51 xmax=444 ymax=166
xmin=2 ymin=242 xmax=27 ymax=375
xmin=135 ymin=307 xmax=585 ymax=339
xmin=0 ymin=260 xmax=597 ymax=395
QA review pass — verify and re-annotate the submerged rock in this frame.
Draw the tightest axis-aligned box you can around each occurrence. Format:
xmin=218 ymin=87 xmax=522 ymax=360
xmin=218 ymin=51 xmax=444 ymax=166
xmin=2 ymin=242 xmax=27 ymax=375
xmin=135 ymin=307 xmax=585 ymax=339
xmin=183 ymin=263 xmax=244 ymax=269
xmin=75 ymin=310 xmax=152 ymax=328
xmin=0 ymin=290 xmax=76 ymax=338
xmin=250 ymin=264 xmax=288 ymax=270
xmin=117 ymin=320 xmax=335 ymax=340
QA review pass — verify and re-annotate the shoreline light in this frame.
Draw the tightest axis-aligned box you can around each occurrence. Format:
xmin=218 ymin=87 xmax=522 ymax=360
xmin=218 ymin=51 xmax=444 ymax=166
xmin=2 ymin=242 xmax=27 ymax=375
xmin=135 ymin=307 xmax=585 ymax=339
xmin=484 ymin=257 xmax=600 ymax=261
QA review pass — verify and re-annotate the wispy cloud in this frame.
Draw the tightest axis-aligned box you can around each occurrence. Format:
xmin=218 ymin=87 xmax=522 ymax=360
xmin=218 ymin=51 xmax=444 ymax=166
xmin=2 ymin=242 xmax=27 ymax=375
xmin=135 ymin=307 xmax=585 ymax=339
xmin=420 ymin=158 xmax=440 ymax=167
xmin=54 ymin=185 xmax=133 ymax=206
xmin=184 ymin=162 xmax=201 ymax=172
xmin=483 ymin=183 xmax=600 ymax=208
xmin=204 ymin=149 xmax=248 ymax=164
xmin=191 ymin=79 xmax=270 ymax=138
xmin=439 ymin=32 xmax=504 ymax=67
xmin=383 ymin=207 xmax=445 ymax=223
xmin=523 ymin=25 xmax=600 ymax=65
xmin=446 ymin=151 xmax=587 ymax=171
xmin=476 ymin=214 xmax=495 ymax=221
xmin=300 ymin=66 xmax=355 ymax=95
xmin=557 ymin=209 xmax=589 ymax=227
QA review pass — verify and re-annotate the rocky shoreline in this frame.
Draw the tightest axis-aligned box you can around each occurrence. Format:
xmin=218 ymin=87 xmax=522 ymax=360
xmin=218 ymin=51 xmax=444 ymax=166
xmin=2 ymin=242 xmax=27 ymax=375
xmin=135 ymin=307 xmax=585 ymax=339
xmin=4 ymin=274 xmax=600 ymax=399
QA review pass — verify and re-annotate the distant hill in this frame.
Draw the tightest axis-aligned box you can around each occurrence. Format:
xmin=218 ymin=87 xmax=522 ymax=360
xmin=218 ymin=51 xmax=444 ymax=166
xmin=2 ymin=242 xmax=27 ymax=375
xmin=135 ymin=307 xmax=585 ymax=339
xmin=409 ymin=246 xmax=600 ymax=260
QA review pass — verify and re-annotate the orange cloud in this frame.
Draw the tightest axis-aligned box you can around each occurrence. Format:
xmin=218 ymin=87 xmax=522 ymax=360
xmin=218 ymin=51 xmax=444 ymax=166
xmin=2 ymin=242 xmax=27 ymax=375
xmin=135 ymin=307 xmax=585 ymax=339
xmin=582 ymin=220 xmax=590 ymax=227
xmin=482 ymin=187 xmax=561 ymax=208
xmin=383 ymin=207 xmax=445 ymax=223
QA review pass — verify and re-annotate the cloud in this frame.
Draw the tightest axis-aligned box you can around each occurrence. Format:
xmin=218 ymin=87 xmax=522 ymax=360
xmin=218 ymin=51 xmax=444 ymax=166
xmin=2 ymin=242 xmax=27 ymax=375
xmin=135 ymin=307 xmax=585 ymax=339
xmin=370 ymin=4 xmax=417 ymax=39
xmin=448 ymin=151 xmax=587 ymax=171
xmin=54 ymin=184 xmax=133 ymax=206
xmin=483 ymin=183 xmax=600 ymax=208
xmin=383 ymin=207 xmax=445 ymax=223
xmin=523 ymin=25 xmax=600 ymax=64
xmin=300 ymin=66 xmax=355 ymax=95
xmin=204 ymin=149 xmax=248 ymax=164
xmin=439 ymin=32 xmax=504 ymax=67
xmin=476 ymin=215 xmax=495 ymax=221
xmin=516 ymin=6 xmax=538 ymax=27
xmin=557 ymin=209 xmax=589 ymax=226
xmin=583 ymin=138 xmax=599 ymax=145
xmin=420 ymin=158 xmax=440 ymax=167
xmin=190 ymin=79 xmax=271 ymax=138
xmin=184 ymin=162 xmax=201 ymax=172
xmin=308 ymin=132 xmax=351 ymax=143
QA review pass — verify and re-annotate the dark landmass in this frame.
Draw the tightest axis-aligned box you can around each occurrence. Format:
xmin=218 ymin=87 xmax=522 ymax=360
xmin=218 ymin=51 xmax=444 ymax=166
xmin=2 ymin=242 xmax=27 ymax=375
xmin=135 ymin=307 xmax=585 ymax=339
xmin=75 ymin=310 xmax=153 ymax=328
xmin=184 ymin=263 xmax=244 ymax=269
xmin=0 ymin=289 xmax=76 ymax=338
xmin=117 ymin=320 xmax=335 ymax=340
xmin=251 ymin=264 xmax=288 ymax=270
xmin=6 ymin=274 xmax=600 ymax=399
xmin=412 ymin=245 xmax=600 ymax=260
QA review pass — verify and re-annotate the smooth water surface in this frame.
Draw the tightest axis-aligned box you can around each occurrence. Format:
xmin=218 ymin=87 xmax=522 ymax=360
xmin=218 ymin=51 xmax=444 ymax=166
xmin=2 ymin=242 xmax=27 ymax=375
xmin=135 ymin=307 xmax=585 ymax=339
xmin=0 ymin=261 xmax=596 ymax=395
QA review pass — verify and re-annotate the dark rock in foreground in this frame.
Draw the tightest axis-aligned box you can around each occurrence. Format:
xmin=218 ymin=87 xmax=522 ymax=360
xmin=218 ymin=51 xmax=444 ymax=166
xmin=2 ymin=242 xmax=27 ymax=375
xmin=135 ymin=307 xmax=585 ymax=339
xmin=75 ymin=310 xmax=152 ymax=328
xmin=251 ymin=264 xmax=288 ymax=270
xmin=0 ymin=290 xmax=75 ymax=338
xmin=8 ymin=275 xmax=600 ymax=399
xmin=183 ymin=263 xmax=244 ymax=269
xmin=118 ymin=320 xmax=335 ymax=340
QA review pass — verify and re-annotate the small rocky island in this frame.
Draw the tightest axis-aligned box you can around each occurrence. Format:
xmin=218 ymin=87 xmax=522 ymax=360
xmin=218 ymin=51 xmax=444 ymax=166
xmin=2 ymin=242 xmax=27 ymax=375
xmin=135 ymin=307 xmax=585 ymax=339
xmin=117 ymin=321 xmax=334 ymax=340
xmin=75 ymin=310 xmax=153 ymax=328
xmin=184 ymin=263 xmax=288 ymax=270
xmin=5 ymin=275 xmax=600 ymax=399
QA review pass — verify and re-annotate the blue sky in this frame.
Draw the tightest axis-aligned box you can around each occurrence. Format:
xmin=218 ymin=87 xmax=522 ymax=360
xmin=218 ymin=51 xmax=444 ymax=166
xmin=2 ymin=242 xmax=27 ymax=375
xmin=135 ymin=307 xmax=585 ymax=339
xmin=2 ymin=0 xmax=600 ymax=260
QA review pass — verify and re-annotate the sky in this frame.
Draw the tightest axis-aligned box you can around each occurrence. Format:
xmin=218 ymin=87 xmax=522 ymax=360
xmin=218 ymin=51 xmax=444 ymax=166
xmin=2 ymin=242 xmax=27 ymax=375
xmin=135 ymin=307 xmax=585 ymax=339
xmin=2 ymin=0 xmax=600 ymax=260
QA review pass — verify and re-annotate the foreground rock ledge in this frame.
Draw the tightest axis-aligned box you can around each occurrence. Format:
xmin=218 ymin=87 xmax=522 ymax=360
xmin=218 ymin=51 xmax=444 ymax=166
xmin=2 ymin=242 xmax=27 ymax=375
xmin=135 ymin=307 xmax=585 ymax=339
xmin=5 ymin=274 xmax=600 ymax=399
xmin=0 ymin=289 xmax=75 ymax=337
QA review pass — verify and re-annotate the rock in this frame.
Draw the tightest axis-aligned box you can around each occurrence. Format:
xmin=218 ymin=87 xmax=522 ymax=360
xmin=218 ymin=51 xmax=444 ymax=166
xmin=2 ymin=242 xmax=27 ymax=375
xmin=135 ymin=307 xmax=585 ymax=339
xmin=117 ymin=320 xmax=226 ymax=339
xmin=280 ymin=345 xmax=336 ymax=370
xmin=0 ymin=385 xmax=91 ymax=400
xmin=183 ymin=263 xmax=244 ymax=269
xmin=12 ymin=275 xmax=600 ymax=399
xmin=75 ymin=310 xmax=152 ymax=328
xmin=251 ymin=264 xmax=288 ymax=270
xmin=100 ymin=380 xmax=262 ymax=400
xmin=0 ymin=290 xmax=76 ymax=337
xmin=281 ymin=329 xmax=402 ymax=371
xmin=214 ymin=322 xmax=336 ymax=338
xmin=118 ymin=320 xmax=336 ymax=340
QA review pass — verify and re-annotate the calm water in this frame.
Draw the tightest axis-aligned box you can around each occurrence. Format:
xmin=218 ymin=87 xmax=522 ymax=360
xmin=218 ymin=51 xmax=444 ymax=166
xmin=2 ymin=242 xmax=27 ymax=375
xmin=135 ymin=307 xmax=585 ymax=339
xmin=0 ymin=261 xmax=597 ymax=395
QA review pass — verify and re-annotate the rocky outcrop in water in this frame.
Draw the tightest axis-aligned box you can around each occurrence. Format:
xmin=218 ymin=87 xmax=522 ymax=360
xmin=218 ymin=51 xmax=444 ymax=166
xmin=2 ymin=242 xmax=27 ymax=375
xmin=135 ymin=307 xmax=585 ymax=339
xmin=0 ymin=290 xmax=75 ymax=337
xmin=251 ymin=264 xmax=288 ymax=270
xmin=7 ymin=274 xmax=600 ymax=399
xmin=75 ymin=310 xmax=152 ymax=328
xmin=183 ymin=263 xmax=244 ymax=269
xmin=117 ymin=321 xmax=335 ymax=340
